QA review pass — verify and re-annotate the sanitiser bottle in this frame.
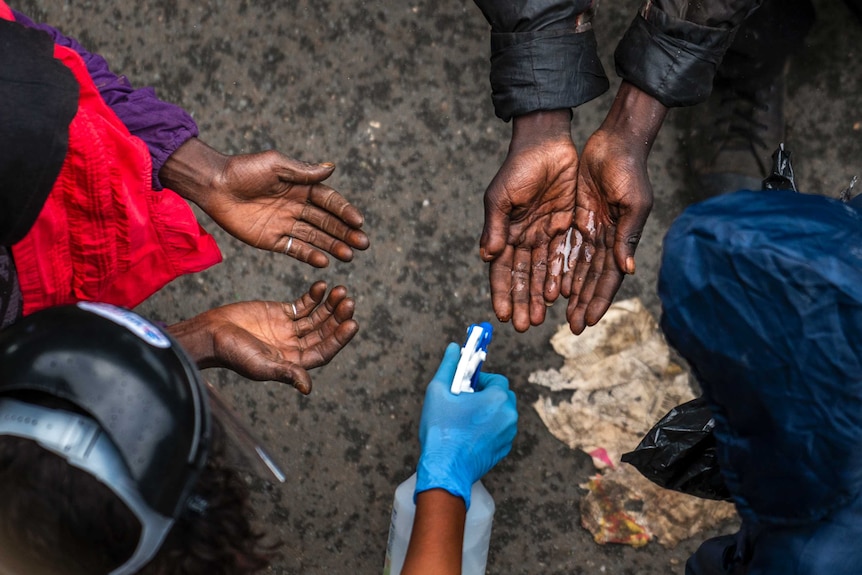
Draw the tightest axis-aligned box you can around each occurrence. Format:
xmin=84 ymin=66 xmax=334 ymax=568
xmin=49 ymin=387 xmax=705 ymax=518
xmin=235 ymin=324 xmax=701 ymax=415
xmin=383 ymin=323 xmax=496 ymax=575
xmin=383 ymin=473 xmax=495 ymax=575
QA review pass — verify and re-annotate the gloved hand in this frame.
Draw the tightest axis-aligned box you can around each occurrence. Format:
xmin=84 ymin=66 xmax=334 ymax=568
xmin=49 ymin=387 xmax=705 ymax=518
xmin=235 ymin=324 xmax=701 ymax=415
xmin=415 ymin=342 xmax=518 ymax=509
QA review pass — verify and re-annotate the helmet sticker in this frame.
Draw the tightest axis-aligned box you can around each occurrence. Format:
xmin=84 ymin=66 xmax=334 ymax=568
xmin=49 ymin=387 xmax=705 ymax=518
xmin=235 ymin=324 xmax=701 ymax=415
xmin=77 ymin=302 xmax=171 ymax=349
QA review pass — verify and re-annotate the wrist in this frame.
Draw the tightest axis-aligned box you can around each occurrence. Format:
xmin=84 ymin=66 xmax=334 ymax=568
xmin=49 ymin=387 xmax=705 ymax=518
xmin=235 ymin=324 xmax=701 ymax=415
xmin=165 ymin=312 xmax=219 ymax=370
xmin=158 ymin=138 xmax=228 ymax=211
xmin=415 ymin=455 xmax=471 ymax=510
xmin=597 ymin=81 xmax=668 ymax=156
xmin=510 ymin=109 xmax=573 ymax=152
xmin=415 ymin=489 xmax=466 ymax=515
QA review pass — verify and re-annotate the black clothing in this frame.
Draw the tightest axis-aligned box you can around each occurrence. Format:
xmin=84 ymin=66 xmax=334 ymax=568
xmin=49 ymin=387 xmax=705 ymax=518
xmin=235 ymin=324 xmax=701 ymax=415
xmin=473 ymin=0 xmax=763 ymax=120
xmin=0 ymin=248 xmax=21 ymax=329
xmin=0 ymin=18 xmax=77 ymax=246
xmin=717 ymin=0 xmax=815 ymax=92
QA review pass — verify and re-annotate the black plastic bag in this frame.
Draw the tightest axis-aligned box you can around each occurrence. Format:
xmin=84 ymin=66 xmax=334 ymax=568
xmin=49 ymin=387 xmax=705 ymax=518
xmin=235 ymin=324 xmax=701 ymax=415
xmin=621 ymin=397 xmax=731 ymax=501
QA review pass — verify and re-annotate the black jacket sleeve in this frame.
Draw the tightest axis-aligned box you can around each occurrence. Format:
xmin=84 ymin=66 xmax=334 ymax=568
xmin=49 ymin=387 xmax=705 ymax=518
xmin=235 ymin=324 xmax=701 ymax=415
xmin=614 ymin=0 xmax=763 ymax=107
xmin=473 ymin=0 xmax=609 ymax=121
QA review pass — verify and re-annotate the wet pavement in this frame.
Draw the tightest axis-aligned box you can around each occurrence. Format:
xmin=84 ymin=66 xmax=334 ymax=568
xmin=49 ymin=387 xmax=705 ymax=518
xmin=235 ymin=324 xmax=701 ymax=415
xmin=17 ymin=0 xmax=862 ymax=573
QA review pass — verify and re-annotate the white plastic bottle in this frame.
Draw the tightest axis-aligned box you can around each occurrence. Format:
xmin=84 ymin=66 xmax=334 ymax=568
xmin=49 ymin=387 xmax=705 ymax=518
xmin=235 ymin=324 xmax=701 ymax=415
xmin=383 ymin=472 xmax=495 ymax=575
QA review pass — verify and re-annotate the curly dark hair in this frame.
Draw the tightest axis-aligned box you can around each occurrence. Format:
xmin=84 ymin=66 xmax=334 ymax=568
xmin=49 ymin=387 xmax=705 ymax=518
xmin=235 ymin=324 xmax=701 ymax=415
xmin=0 ymin=399 xmax=280 ymax=575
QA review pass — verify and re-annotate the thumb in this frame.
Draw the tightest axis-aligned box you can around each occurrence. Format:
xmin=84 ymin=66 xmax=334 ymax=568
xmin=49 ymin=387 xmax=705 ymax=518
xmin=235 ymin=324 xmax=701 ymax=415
xmin=475 ymin=371 xmax=511 ymax=394
xmin=277 ymin=157 xmax=336 ymax=185
xmin=480 ymin=192 xmax=511 ymax=262
xmin=430 ymin=342 xmax=462 ymax=386
xmin=613 ymin=203 xmax=651 ymax=275
xmin=268 ymin=359 xmax=313 ymax=394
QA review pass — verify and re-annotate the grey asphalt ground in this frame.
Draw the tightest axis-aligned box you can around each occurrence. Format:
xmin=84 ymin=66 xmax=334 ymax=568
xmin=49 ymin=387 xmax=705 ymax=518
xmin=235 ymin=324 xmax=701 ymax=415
xmin=17 ymin=0 xmax=862 ymax=573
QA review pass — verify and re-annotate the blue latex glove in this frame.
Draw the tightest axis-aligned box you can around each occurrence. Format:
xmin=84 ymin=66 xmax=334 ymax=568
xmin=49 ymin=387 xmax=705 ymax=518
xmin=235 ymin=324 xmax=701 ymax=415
xmin=415 ymin=342 xmax=518 ymax=509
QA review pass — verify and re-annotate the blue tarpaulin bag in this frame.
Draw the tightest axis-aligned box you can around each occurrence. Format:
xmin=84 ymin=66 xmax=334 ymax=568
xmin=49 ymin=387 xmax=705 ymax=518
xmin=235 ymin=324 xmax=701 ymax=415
xmin=626 ymin=146 xmax=862 ymax=528
xmin=653 ymin=146 xmax=862 ymax=573
xmin=657 ymin=187 xmax=862 ymax=526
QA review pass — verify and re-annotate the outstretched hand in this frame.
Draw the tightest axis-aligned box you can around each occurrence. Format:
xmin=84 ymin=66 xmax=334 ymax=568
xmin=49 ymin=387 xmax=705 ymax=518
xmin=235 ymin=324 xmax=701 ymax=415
xmin=160 ymin=139 xmax=369 ymax=268
xmin=560 ymin=129 xmax=653 ymax=334
xmin=482 ymin=110 xmax=577 ymax=332
xmin=167 ymin=282 xmax=358 ymax=393
xmin=557 ymin=82 xmax=668 ymax=334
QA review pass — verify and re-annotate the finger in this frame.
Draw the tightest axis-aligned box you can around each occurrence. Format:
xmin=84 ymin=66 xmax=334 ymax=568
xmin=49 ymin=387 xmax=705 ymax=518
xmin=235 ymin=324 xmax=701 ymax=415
xmin=511 ymin=247 xmax=531 ymax=332
xmin=547 ymin=207 xmax=574 ymax=244
xmin=274 ymin=157 xmax=336 ymax=185
xmin=582 ymin=221 xmax=624 ymax=326
xmin=298 ymin=308 xmax=359 ymax=367
xmin=544 ymin=230 xmax=569 ymax=303
xmin=565 ymin=206 xmax=598 ymax=305
xmin=298 ymin=318 xmax=360 ymax=369
xmin=480 ymin=185 xmax=512 ymax=262
xmin=320 ymin=284 xmax=352 ymax=321
xmin=276 ymin=227 xmax=330 ymax=268
xmin=287 ymin=282 xmax=328 ymax=321
xmin=474 ymin=371 xmax=511 ymax=393
xmin=302 ymin=203 xmax=370 ymax=251
xmin=430 ymin=342 xmax=462 ymax=385
xmin=297 ymin=290 xmax=355 ymax=344
xmin=280 ymin=362 xmax=313 ymax=394
xmin=308 ymin=185 xmax=366 ymax=229
xmin=285 ymin=219 xmax=347 ymax=263
xmin=227 ymin=336 xmax=313 ymax=393
xmin=574 ymin=221 xmax=607 ymax=312
xmin=489 ymin=245 xmax=514 ymax=323
xmin=566 ymin=283 xmax=587 ymax=335
xmin=566 ymin=236 xmax=594 ymax=314
xmin=297 ymin=205 xmax=368 ymax=259
xmin=567 ymin=222 xmax=608 ymax=335
xmin=529 ymin=243 xmax=548 ymax=327
xmin=559 ymin=228 xmax=583 ymax=299
xmin=292 ymin=285 xmax=350 ymax=336
xmin=241 ymin=348 xmax=312 ymax=392
xmin=612 ymin=195 xmax=653 ymax=276
xmin=584 ymin=256 xmax=625 ymax=328
xmin=289 ymin=217 xmax=367 ymax=263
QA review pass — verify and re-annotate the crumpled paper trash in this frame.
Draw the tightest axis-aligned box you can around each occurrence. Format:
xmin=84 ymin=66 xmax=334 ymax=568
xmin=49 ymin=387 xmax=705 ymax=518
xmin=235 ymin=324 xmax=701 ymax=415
xmin=529 ymin=298 xmax=737 ymax=548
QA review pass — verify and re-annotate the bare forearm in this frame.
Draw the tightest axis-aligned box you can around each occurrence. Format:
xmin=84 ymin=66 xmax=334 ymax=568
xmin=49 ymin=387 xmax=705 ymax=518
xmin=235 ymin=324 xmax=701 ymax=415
xmin=401 ymin=489 xmax=466 ymax=575
xmin=158 ymin=137 xmax=227 ymax=210
xmin=598 ymin=81 xmax=668 ymax=156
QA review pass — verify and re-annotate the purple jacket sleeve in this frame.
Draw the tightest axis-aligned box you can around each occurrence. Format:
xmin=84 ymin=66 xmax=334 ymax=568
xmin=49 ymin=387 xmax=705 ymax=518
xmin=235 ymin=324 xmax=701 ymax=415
xmin=13 ymin=10 xmax=198 ymax=190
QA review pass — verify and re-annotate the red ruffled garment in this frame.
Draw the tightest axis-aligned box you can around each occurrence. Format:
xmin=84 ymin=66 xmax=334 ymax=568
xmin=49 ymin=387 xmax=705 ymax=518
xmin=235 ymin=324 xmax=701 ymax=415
xmin=5 ymin=2 xmax=221 ymax=314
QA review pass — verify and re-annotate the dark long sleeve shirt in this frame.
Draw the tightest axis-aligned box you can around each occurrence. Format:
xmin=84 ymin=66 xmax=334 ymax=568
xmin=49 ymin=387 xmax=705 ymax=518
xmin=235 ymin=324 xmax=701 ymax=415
xmin=473 ymin=0 xmax=762 ymax=120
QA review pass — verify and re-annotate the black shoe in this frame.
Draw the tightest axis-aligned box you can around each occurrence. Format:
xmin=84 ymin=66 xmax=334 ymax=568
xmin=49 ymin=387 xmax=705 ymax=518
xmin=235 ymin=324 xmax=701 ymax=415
xmin=686 ymin=70 xmax=786 ymax=200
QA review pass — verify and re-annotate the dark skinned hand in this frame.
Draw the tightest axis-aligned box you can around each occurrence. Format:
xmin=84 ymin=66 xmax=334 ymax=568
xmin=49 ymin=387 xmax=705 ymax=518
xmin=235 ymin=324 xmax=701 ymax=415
xmin=552 ymin=82 xmax=668 ymax=334
xmin=482 ymin=109 xmax=577 ymax=332
xmin=160 ymin=138 xmax=370 ymax=268
xmin=167 ymin=282 xmax=358 ymax=394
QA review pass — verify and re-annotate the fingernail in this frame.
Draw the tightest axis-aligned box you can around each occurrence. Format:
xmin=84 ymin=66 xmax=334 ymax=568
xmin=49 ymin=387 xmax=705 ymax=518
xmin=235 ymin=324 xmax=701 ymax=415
xmin=626 ymin=257 xmax=636 ymax=275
